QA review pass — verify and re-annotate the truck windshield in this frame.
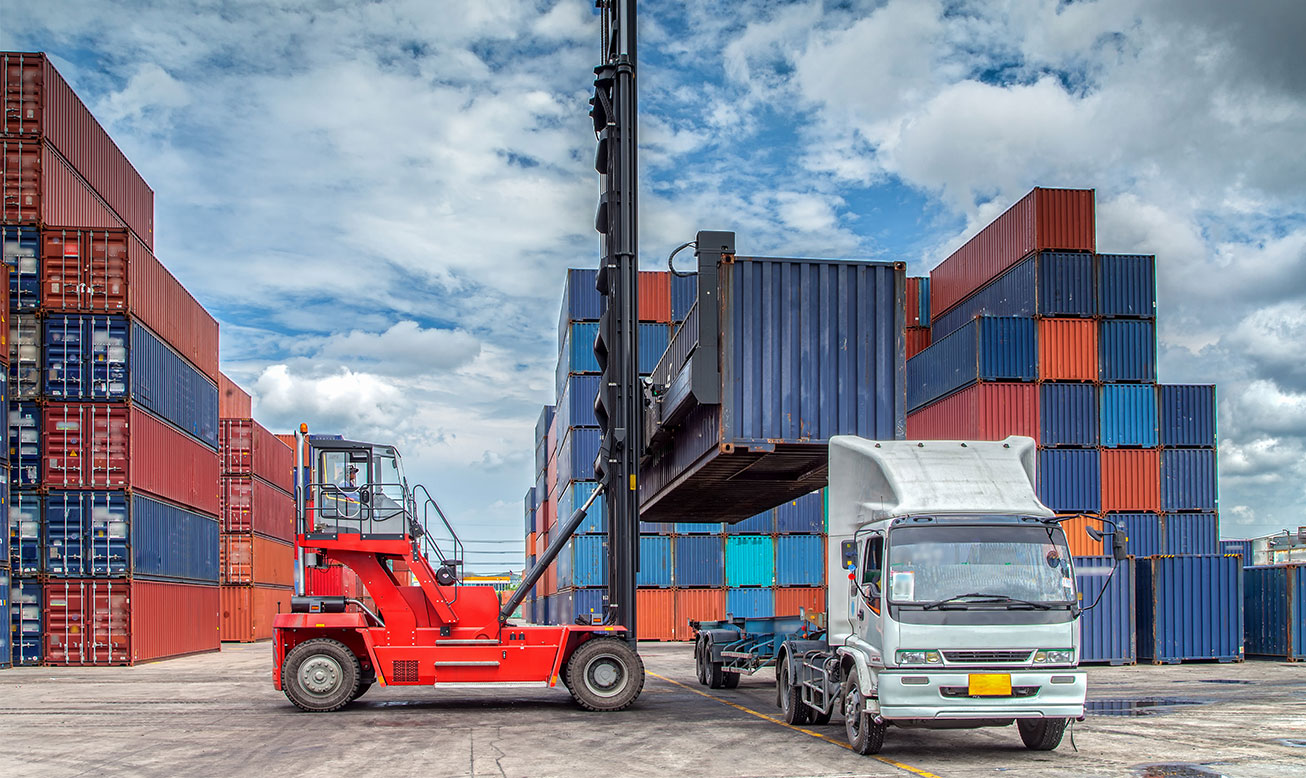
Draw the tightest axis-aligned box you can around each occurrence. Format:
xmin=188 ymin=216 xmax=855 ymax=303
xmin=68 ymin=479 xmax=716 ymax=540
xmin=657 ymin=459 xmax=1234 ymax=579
xmin=886 ymin=524 xmax=1074 ymax=607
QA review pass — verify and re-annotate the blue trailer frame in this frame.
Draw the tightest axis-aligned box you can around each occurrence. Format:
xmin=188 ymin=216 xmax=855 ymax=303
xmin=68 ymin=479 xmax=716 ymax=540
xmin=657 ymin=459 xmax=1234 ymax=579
xmin=691 ymin=612 xmax=824 ymax=688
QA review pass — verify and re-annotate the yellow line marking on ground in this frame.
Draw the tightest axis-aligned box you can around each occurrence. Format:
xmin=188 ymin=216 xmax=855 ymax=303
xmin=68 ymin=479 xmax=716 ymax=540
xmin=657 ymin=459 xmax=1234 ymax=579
xmin=648 ymin=672 xmax=943 ymax=778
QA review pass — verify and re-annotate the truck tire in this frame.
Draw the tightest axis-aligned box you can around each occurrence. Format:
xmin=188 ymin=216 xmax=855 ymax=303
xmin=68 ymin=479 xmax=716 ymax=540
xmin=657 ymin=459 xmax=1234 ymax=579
xmin=778 ymin=658 xmax=811 ymax=725
xmin=282 ymin=638 xmax=361 ymax=713
xmin=701 ymin=634 xmax=728 ymax=689
xmin=566 ymin=637 xmax=645 ymax=712
xmin=722 ymin=671 xmax=740 ymax=689
xmin=842 ymin=676 xmax=886 ymax=755
xmin=1017 ymin=718 xmax=1068 ymax=750
xmin=695 ymin=637 xmax=709 ymax=686
xmin=351 ymin=681 xmax=373 ymax=702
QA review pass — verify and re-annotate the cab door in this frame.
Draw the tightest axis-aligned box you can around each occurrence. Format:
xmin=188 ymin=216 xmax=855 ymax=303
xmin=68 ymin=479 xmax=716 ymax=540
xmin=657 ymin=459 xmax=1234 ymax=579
xmin=853 ymin=533 xmax=885 ymax=649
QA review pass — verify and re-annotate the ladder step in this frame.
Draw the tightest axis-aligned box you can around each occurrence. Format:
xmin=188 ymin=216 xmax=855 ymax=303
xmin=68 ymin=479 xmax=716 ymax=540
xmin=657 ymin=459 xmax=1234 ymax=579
xmin=436 ymin=639 xmax=499 ymax=645
xmin=721 ymin=651 xmax=754 ymax=659
xmin=434 ymin=661 xmax=500 ymax=668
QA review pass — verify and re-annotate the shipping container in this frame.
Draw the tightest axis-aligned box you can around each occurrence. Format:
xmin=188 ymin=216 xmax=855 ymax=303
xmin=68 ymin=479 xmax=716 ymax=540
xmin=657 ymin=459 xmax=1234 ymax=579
xmin=555 ymin=373 xmax=599 ymax=432
xmin=775 ymin=492 xmax=824 ymax=534
xmin=905 ymin=326 xmax=931 ymax=359
xmin=929 ymin=188 xmax=1095 ymax=317
xmin=1 ymin=140 xmax=132 ymax=235
xmin=10 ymin=490 xmax=41 ymax=574
xmin=1161 ymin=449 xmax=1218 ymax=512
xmin=670 ymin=273 xmax=696 ymax=322
xmin=220 ymin=476 xmax=294 ymax=542
xmin=640 ymin=521 xmax=672 ymax=534
xmin=0 ymin=477 xmax=7 ymax=561
xmin=1097 ymin=254 xmax=1156 ymax=318
xmin=907 ymin=316 xmax=1036 ymax=412
xmin=1159 ymin=384 xmax=1216 ymax=448
xmin=131 ymin=494 xmax=220 ymax=583
xmin=43 ymin=403 xmax=220 ymax=516
xmin=639 ymin=270 xmax=671 ymax=323
xmin=2 ymin=224 xmax=41 ymax=311
xmin=555 ymin=480 xmax=604 ymax=534
xmin=1163 ymin=513 xmax=1218 ymax=555
xmin=44 ymin=578 xmax=220 ymax=665
xmin=219 ymin=419 xmax=294 ymax=493
xmin=1099 ymin=319 xmax=1157 ymax=383
xmin=906 ymin=276 xmax=930 ymax=327
xmin=10 ymin=576 xmax=42 ymax=665
xmin=674 ymin=522 xmax=723 ymax=534
xmin=635 ymin=587 xmax=676 ymax=640
xmin=554 ymin=588 xmax=606 ymax=625
xmin=555 ymin=427 xmax=599 ymax=487
xmin=775 ymin=535 xmax=823 ymax=586
xmin=558 ymin=321 xmax=600 ymax=377
xmin=1100 ymin=449 xmax=1161 ymax=513
xmin=1242 ymin=564 xmax=1304 ymax=661
xmin=220 ymin=585 xmax=293 ymax=643
xmin=523 ymin=487 xmax=535 ymax=535
xmin=219 ymin=373 xmax=252 ymax=418
xmin=0 ymin=567 xmax=7 ymax=667
xmin=674 ymin=587 xmax=725 ymax=640
xmin=727 ymin=587 xmax=775 ymax=618
xmin=1038 ymin=449 xmax=1101 ymax=513
xmin=304 ymin=564 xmax=360 ymax=599
xmin=725 ymin=535 xmax=774 ymax=587
xmin=131 ymin=322 xmax=219 ymax=447
xmin=1110 ymin=513 xmax=1163 ymax=558
xmin=220 ymin=534 xmax=295 ymax=587
xmin=641 ymin=256 xmax=903 ymax=522
xmin=906 ymin=382 xmax=1038 ymax=441
xmin=1075 ymin=556 xmax=1136 ymax=665
xmin=557 ymin=268 xmax=601 ymax=339
xmin=555 ymin=534 xmax=606 ymax=590
xmin=1100 ymin=385 xmax=1158 ymax=448
xmin=1039 ymin=383 xmax=1097 ymax=447
xmin=0 ymin=53 xmax=155 ymax=247
xmin=674 ymin=535 xmax=724 ymax=587
xmin=636 ymin=535 xmax=672 ymax=588
xmin=1038 ymin=318 xmax=1097 ymax=382
xmin=724 ymin=509 xmax=773 ymax=535
xmin=931 ymin=251 xmax=1096 ymax=339
xmin=638 ymin=323 xmax=670 ymax=374
xmin=10 ymin=400 xmax=38 ymax=485
xmin=10 ymin=313 xmax=39 ymax=398
xmin=534 ymin=404 xmax=554 ymax=476
xmin=1220 ymin=539 xmax=1253 ymax=563
xmin=775 ymin=586 xmax=824 ymax=619
xmin=1135 ymin=555 xmax=1243 ymax=664
xmin=43 ymin=313 xmax=127 ymax=400
xmin=1061 ymin=515 xmax=1105 ymax=557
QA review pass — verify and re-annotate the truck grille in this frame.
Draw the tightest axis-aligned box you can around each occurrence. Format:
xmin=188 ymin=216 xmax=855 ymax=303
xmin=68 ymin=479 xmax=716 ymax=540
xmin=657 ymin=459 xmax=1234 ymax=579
xmin=941 ymin=650 xmax=1032 ymax=664
xmin=940 ymin=685 xmax=1039 ymax=699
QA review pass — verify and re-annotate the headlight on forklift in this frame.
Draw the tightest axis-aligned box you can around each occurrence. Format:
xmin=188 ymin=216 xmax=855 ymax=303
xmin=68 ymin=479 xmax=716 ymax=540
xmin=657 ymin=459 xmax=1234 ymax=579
xmin=896 ymin=650 xmax=942 ymax=666
xmin=1033 ymin=649 xmax=1075 ymax=665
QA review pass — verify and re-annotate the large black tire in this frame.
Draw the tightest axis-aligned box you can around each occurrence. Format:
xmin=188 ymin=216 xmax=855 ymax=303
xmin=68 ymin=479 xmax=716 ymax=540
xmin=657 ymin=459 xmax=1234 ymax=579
xmin=282 ymin=638 xmax=361 ymax=713
xmin=842 ymin=676 xmax=886 ymax=755
xmin=695 ymin=637 xmax=709 ymax=686
xmin=721 ymin=671 xmax=740 ymax=689
xmin=351 ymin=681 xmax=373 ymax=702
xmin=702 ymin=635 xmax=727 ymax=689
xmin=566 ymin=638 xmax=645 ymax=712
xmin=1018 ymin=718 xmax=1068 ymax=750
xmin=778 ymin=657 xmax=811 ymax=725
xmin=810 ymin=707 xmax=833 ymax=726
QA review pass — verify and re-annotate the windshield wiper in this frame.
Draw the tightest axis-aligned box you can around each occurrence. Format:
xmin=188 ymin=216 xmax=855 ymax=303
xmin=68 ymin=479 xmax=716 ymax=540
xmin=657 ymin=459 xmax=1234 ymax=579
xmin=922 ymin=592 xmax=1054 ymax=610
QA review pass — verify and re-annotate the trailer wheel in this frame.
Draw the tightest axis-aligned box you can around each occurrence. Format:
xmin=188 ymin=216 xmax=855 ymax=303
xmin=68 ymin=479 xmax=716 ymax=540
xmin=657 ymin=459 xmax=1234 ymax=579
xmin=282 ymin=638 xmax=361 ymax=713
xmin=701 ymin=634 xmax=727 ymax=689
xmin=695 ymin=637 xmax=709 ymax=686
xmin=1017 ymin=718 xmax=1068 ymax=750
xmin=842 ymin=676 xmax=886 ymax=755
xmin=566 ymin=638 xmax=645 ymax=712
xmin=722 ymin=671 xmax=740 ymax=689
xmin=778 ymin=658 xmax=811 ymax=725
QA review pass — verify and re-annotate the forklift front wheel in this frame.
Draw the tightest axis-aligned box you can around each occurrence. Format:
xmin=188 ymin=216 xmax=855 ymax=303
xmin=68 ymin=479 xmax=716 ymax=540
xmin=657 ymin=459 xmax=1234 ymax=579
xmin=282 ymin=638 xmax=362 ymax=713
xmin=566 ymin=638 xmax=645 ymax=712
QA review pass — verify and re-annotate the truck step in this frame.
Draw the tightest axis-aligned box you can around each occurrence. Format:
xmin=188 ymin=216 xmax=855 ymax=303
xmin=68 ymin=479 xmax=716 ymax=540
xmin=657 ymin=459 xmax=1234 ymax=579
xmin=436 ymin=639 xmax=500 ymax=645
xmin=434 ymin=661 xmax=501 ymax=668
xmin=721 ymin=651 xmax=755 ymax=659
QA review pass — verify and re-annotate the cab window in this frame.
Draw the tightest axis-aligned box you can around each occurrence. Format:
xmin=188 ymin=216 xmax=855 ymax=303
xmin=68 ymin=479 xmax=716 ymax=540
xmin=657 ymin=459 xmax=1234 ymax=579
xmin=862 ymin=535 xmax=883 ymax=586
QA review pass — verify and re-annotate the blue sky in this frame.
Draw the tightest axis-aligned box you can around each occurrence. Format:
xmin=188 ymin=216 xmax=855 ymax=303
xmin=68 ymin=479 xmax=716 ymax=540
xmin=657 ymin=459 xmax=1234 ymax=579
xmin=5 ymin=0 xmax=1306 ymax=564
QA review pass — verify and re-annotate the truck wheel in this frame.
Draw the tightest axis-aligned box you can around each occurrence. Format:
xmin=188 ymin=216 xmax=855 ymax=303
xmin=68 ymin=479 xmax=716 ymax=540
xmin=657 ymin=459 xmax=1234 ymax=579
xmin=842 ymin=676 xmax=886 ymax=755
xmin=351 ymin=681 xmax=373 ymax=702
xmin=701 ymin=635 xmax=727 ymax=689
xmin=695 ymin=638 xmax=709 ymax=686
xmin=778 ymin=658 xmax=811 ymax=725
xmin=1017 ymin=718 xmax=1068 ymax=750
xmin=566 ymin=638 xmax=645 ymax=712
xmin=722 ymin=671 xmax=740 ymax=689
xmin=282 ymin=638 xmax=361 ymax=713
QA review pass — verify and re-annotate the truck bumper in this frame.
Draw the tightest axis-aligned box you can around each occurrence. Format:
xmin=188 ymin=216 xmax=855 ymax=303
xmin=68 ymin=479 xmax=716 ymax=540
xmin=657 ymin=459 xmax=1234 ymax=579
xmin=877 ymin=669 xmax=1086 ymax=720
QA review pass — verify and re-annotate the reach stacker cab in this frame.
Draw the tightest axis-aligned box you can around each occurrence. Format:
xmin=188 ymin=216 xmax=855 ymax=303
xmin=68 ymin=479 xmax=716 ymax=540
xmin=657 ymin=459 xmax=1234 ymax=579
xmin=273 ymin=426 xmax=644 ymax=712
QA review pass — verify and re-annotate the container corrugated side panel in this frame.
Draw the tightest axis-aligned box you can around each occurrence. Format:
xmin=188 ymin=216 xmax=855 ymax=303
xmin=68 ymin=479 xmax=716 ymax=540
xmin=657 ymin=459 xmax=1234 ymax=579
xmin=775 ymin=535 xmax=823 ymax=586
xmin=671 ymin=273 xmax=696 ymax=322
xmin=725 ymin=535 xmax=774 ymax=587
xmin=727 ymin=587 xmax=776 ymax=618
xmin=775 ymin=492 xmax=823 ymax=534
xmin=905 ymin=326 xmax=931 ymax=359
xmin=130 ymin=580 xmax=220 ymax=663
xmin=1075 ymin=556 xmax=1135 ymax=664
xmin=1137 ymin=555 xmax=1243 ymax=663
xmin=775 ymin=587 xmax=825 ymax=618
xmin=674 ymin=588 xmax=726 ymax=640
xmin=555 ymin=374 xmax=599 ymax=432
xmin=1099 ymin=320 xmax=1157 ymax=383
xmin=535 ymin=404 xmax=554 ymax=448
xmin=1100 ymin=385 xmax=1158 ymax=448
xmin=1038 ymin=449 xmax=1101 ymax=513
xmin=1112 ymin=513 xmax=1163 ymax=558
xmin=132 ymin=406 xmax=220 ymax=517
xmin=131 ymin=322 xmax=219 ymax=448
xmin=1242 ymin=565 xmax=1291 ymax=658
xmin=2 ymin=224 xmax=42 ymax=311
xmin=1219 ymin=539 xmax=1253 ymax=564
xmin=637 ymin=323 xmax=669 ymax=375
xmin=11 ymin=578 xmax=43 ymax=665
xmin=558 ymin=268 xmax=601 ymax=339
xmin=1101 ymin=449 xmax=1161 ymax=513
xmin=930 ymin=250 xmax=1037 ymax=340
xmin=219 ymin=475 xmax=294 ymax=542
xmin=674 ymin=535 xmax=724 ymax=587
xmin=1037 ymin=318 xmax=1097 ymax=382
xmin=560 ymin=322 xmax=600 ymax=372
xmin=1037 ymin=252 xmax=1096 ymax=317
xmin=1039 ymin=383 xmax=1097 ymax=446
xmin=635 ymin=588 xmax=675 ymax=640
xmin=556 ymin=480 xmax=605 ymax=534
xmin=125 ymin=232 xmax=218 ymax=382
xmin=1162 ymin=513 xmax=1218 ymax=555
xmin=563 ymin=535 xmax=607 ymax=589
xmin=131 ymin=494 xmax=220 ymax=583
xmin=1159 ymin=384 xmax=1216 ymax=448
xmin=725 ymin=509 xmax=774 ymax=534
xmin=220 ymin=585 xmax=293 ymax=642
xmin=556 ymin=428 xmax=600 ymax=488
xmin=906 ymin=383 xmax=1038 ymax=441
xmin=1098 ymin=254 xmax=1156 ymax=318
xmin=1161 ymin=449 xmax=1218 ymax=512
xmin=638 ymin=271 xmax=671 ymax=323
xmin=636 ymin=536 xmax=672 ymax=588
xmin=219 ymin=372 xmax=252 ymax=418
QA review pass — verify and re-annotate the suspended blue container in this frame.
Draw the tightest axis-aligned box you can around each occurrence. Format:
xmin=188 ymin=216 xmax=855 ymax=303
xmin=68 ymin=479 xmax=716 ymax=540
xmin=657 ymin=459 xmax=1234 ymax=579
xmin=725 ymin=535 xmax=774 ymax=587
xmin=556 ymin=427 xmax=600 ymax=487
xmin=1242 ymin=564 xmax=1304 ymax=661
xmin=556 ymin=374 xmax=599 ymax=431
xmin=1161 ymin=449 xmax=1217 ymax=512
xmin=1163 ymin=513 xmax=1218 ymax=555
xmin=131 ymin=494 xmax=221 ymax=583
xmin=671 ymin=274 xmax=697 ymax=322
xmin=557 ymin=268 xmax=601 ymax=338
xmin=776 ymin=492 xmax=824 ymax=534
xmin=10 ymin=490 xmax=42 ymax=575
xmin=1097 ymin=254 xmax=1156 ymax=318
xmin=637 ymin=535 xmax=673 ymax=588
xmin=1075 ymin=556 xmax=1136 ymax=665
xmin=674 ymin=522 xmax=723 ymax=534
xmin=1 ymin=225 xmax=41 ymax=312
xmin=556 ymin=480 xmax=605 ymax=534
xmin=1040 ymin=383 xmax=1098 ymax=447
xmin=1099 ymin=320 xmax=1157 ymax=383
xmin=131 ymin=323 xmax=219 ymax=449
xmin=1219 ymin=539 xmax=1253 ymax=564
xmin=1159 ymin=385 xmax=1216 ymax=448
xmin=10 ymin=577 xmax=43 ymax=665
xmin=727 ymin=587 xmax=776 ymax=619
xmin=10 ymin=401 xmax=39 ymax=486
xmin=725 ymin=509 xmax=774 ymax=535
xmin=674 ymin=535 xmax=724 ymax=587
xmin=1038 ymin=449 xmax=1101 ymax=513
xmin=775 ymin=535 xmax=823 ymax=586
xmin=1135 ymin=555 xmax=1243 ymax=664
xmin=1109 ymin=513 xmax=1163 ymax=558
xmin=556 ymin=535 xmax=606 ymax=590
xmin=638 ymin=323 xmax=670 ymax=375
xmin=44 ymin=314 xmax=129 ymax=400
xmin=1099 ymin=384 xmax=1158 ymax=448
xmin=907 ymin=316 xmax=1037 ymax=412
xmin=930 ymin=252 xmax=1095 ymax=339
xmin=640 ymin=521 xmax=673 ymax=534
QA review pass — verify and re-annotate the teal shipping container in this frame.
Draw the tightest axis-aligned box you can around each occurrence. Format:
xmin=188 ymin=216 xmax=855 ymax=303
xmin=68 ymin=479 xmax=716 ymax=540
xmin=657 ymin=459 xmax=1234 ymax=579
xmin=726 ymin=535 xmax=774 ymax=587
xmin=775 ymin=535 xmax=823 ymax=586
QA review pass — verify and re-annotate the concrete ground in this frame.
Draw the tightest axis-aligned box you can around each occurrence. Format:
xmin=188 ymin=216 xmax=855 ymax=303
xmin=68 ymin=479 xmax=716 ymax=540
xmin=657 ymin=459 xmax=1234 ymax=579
xmin=2 ymin=643 xmax=1304 ymax=778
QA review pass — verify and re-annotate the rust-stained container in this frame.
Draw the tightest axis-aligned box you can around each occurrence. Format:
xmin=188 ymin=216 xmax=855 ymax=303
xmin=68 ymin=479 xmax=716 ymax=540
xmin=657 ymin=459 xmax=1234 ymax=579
xmin=906 ymin=383 xmax=1038 ymax=441
xmin=905 ymin=326 xmax=931 ymax=359
xmin=636 ymin=588 xmax=676 ymax=641
xmin=1038 ymin=318 xmax=1098 ymax=381
xmin=638 ymin=270 xmax=671 ymax=323
xmin=775 ymin=587 xmax=825 ymax=619
xmin=219 ymin=373 xmax=252 ymax=418
xmin=220 ymin=585 xmax=293 ymax=642
xmin=220 ymin=533 xmax=295 ymax=587
xmin=1101 ymin=449 xmax=1162 ymax=512
xmin=930 ymin=188 xmax=1095 ymax=317
xmin=219 ymin=419 xmax=294 ymax=493
xmin=1062 ymin=515 xmax=1105 ymax=556
xmin=674 ymin=587 xmax=726 ymax=641
xmin=42 ymin=402 xmax=220 ymax=516
xmin=43 ymin=578 xmax=219 ymax=665
xmin=1 ymin=53 xmax=155 ymax=247
xmin=220 ymin=475 xmax=295 ymax=542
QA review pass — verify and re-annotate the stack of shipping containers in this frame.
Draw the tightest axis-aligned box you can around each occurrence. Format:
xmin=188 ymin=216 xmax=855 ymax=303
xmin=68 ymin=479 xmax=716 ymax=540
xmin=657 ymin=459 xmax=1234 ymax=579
xmin=905 ymin=187 xmax=1239 ymax=665
xmin=217 ymin=375 xmax=294 ymax=642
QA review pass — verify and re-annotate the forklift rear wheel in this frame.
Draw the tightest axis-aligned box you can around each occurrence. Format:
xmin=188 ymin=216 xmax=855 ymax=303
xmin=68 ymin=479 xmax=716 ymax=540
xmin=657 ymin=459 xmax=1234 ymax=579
xmin=566 ymin=638 xmax=645 ymax=712
xmin=842 ymin=676 xmax=886 ymax=755
xmin=283 ymin=638 xmax=361 ymax=713
xmin=778 ymin=658 xmax=811 ymax=725
xmin=1017 ymin=717 xmax=1068 ymax=750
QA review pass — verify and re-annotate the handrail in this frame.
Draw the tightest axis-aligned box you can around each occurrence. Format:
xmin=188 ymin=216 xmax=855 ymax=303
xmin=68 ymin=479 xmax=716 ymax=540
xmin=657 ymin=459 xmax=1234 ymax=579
xmin=413 ymin=483 xmax=464 ymax=606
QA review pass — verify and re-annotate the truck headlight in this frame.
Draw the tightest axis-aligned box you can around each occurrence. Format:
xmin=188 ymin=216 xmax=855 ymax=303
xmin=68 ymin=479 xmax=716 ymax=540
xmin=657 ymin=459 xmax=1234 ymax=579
xmin=1033 ymin=649 xmax=1075 ymax=665
xmin=896 ymin=650 xmax=942 ymax=666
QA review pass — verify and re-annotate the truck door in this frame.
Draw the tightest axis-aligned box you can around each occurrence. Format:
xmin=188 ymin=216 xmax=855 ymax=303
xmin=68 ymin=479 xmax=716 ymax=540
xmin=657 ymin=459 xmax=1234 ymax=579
xmin=854 ymin=534 xmax=884 ymax=646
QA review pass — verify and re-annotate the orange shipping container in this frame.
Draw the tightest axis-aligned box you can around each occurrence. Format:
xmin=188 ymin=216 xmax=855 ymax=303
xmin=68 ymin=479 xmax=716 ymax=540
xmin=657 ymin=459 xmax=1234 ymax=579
xmin=775 ymin=587 xmax=825 ymax=619
xmin=905 ymin=326 xmax=931 ymax=359
xmin=220 ymin=534 xmax=295 ymax=586
xmin=220 ymin=585 xmax=293 ymax=642
xmin=274 ymin=433 xmax=312 ymax=467
xmin=219 ymin=373 xmax=252 ymax=418
xmin=673 ymin=587 xmax=726 ymax=641
xmin=638 ymin=271 xmax=671 ymax=322
xmin=1038 ymin=318 xmax=1098 ymax=381
xmin=636 ymin=588 xmax=676 ymax=641
xmin=1101 ymin=449 xmax=1162 ymax=513
xmin=1061 ymin=515 xmax=1105 ymax=556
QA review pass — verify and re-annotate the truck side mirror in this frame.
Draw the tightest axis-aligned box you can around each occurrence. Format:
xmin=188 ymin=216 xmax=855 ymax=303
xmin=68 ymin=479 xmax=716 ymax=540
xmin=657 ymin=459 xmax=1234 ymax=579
xmin=1111 ymin=531 xmax=1129 ymax=562
xmin=841 ymin=540 xmax=857 ymax=569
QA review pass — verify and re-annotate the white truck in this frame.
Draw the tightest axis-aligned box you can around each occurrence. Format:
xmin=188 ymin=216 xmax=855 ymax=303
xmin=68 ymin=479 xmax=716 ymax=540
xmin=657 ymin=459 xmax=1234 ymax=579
xmin=693 ymin=435 xmax=1125 ymax=755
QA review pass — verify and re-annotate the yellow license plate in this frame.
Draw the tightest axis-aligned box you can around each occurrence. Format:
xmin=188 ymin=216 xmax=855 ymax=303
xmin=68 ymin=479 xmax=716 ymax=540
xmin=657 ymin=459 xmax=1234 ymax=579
xmin=968 ymin=673 xmax=1012 ymax=696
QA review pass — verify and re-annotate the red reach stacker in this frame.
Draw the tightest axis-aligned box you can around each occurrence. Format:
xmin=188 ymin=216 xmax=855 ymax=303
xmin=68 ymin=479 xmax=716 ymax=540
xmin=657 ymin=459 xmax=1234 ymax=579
xmin=272 ymin=428 xmax=644 ymax=712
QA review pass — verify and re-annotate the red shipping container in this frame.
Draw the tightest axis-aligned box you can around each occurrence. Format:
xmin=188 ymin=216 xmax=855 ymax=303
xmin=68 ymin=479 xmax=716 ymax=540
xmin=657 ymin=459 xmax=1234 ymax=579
xmin=220 ymin=585 xmax=293 ymax=643
xmin=636 ymin=589 xmax=676 ymax=641
xmin=42 ymin=403 xmax=219 ymax=516
xmin=1061 ymin=515 xmax=1105 ymax=556
xmin=305 ymin=564 xmax=359 ymax=598
xmin=905 ymin=326 xmax=931 ymax=359
xmin=1 ymin=53 xmax=155 ymax=247
xmin=1039 ymin=318 xmax=1098 ymax=381
xmin=931 ymin=188 xmax=1095 ymax=316
xmin=906 ymin=277 xmax=924 ymax=327
xmin=220 ymin=419 xmax=294 ymax=493
xmin=275 ymin=432 xmax=313 ymax=467
xmin=775 ymin=586 xmax=825 ymax=619
xmin=2 ymin=139 xmax=132 ymax=231
xmin=638 ymin=270 xmax=671 ymax=323
xmin=906 ymin=383 xmax=1039 ymax=442
xmin=1101 ymin=449 xmax=1162 ymax=513
xmin=44 ymin=578 xmax=220 ymax=665
xmin=673 ymin=587 xmax=726 ymax=641
xmin=221 ymin=475 xmax=295 ymax=541
xmin=221 ymin=533 xmax=295 ymax=586
xmin=219 ymin=373 xmax=252 ymax=418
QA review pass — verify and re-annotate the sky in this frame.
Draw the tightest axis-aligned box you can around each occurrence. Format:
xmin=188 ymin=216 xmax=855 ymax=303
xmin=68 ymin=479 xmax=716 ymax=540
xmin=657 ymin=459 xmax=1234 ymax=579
xmin=5 ymin=0 xmax=1305 ymax=565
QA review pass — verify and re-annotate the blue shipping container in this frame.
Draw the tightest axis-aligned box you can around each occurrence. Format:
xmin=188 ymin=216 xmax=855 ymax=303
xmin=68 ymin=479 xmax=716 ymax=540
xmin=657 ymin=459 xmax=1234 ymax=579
xmin=45 ymin=489 xmax=90 ymax=576
xmin=776 ymin=492 xmax=824 ymax=534
xmin=1110 ymin=513 xmax=1163 ymax=558
xmin=674 ymin=535 xmax=724 ymax=587
xmin=1159 ymin=384 xmax=1216 ymax=448
xmin=131 ymin=323 xmax=219 ymax=449
xmin=559 ymin=322 xmax=600 ymax=376
xmin=535 ymin=404 xmax=554 ymax=446
xmin=1219 ymin=539 xmax=1253 ymax=564
xmin=11 ymin=314 xmax=41 ymax=400
xmin=1135 ymin=555 xmax=1243 ymax=663
xmin=1162 ymin=513 xmax=1218 ymax=555
xmin=1038 ymin=449 xmax=1102 ymax=513
xmin=556 ymin=480 xmax=605 ymax=534
xmin=727 ymin=587 xmax=776 ymax=619
xmin=775 ymin=535 xmax=823 ymax=586
xmin=930 ymin=252 xmax=1096 ymax=340
xmin=1099 ymin=320 xmax=1157 ymax=383
xmin=556 ymin=427 xmax=600 ymax=487
xmin=10 ymin=577 xmax=42 ymax=665
xmin=0 ymin=477 xmax=7 ymax=562
xmin=555 ymin=587 xmax=607 ymax=625
xmin=51 ymin=491 xmax=132 ymax=577
xmin=726 ymin=535 xmax=775 ymax=587
xmin=907 ymin=316 xmax=1037 ymax=412
xmin=0 ymin=567 xmax=8 ymax=668
xmin=131 ymin=494 xmax=220 ymax=583
xmin=725 ymin=509 xmax=774 ymax=535
xmin=558 ymin=268 xmax=602 ymax=338
xmin=556 ymin=535 xmax=607 ymax=590
xmin=671 ymin=273 xmax=696 ymax=322
xmin=638 ymin=323 xmax=670 ymax=375
xmin=637 ymin=535 xmax=673 ymax=588
xmin=524 ymin=487 xmax=535 ymax=535
xmin=1161 ymin=449 xmax=1217 ymax=512
xmin=640 ymin=521 xmax=672 ymax=534
xmin=44 ymin=314 xmax=129 ymax=400
xmin=1075 ymin=556 xmax=1136 ymax=665
xmin=2 ymin=225 xmax=41 ymax=312
xmin=10 ymin=401 xmax=38 ymax=485
xmin=556 ymin=374 xmax=599 ymax=431
xmin=674 ymin=522 xmax=723 ymax=534
xmin=1242 ymin=564 xmax=1304 ymax=660
xmin=10 ymin=491 xmax=41 ymax=575
xmin=1097 ymin=254 xmax=1156 ymax=319
xmin=1099 ymin=384 xmax=1158 ymax=448
xmin=1040 ymin=383 xmax=1098 ymax=447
